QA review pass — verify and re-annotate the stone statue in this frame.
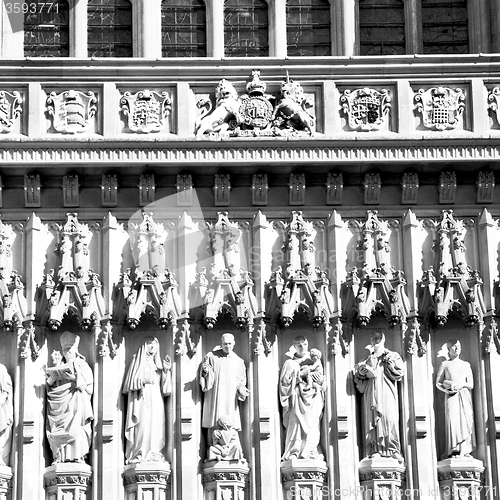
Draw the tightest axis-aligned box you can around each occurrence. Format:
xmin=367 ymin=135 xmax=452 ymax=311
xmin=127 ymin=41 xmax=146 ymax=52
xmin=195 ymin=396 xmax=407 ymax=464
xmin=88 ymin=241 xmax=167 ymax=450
xmin=0 ymin=364 xmax=13 ymax=466
xmin=207 ymin=415 xmax=245 ymax=462
xmin=279 ymin=336 xmax=325 ymax=461
xmin=354 ymin=332 xmax=404 ymax=462
xmin=199 ymin=333 xmax=249 ymax=456
xmin=122 ymin=336 xmax=172 ymax=464
xmin=436 ymin=339 xmax=475 ymax=459
xmin=46 ymin=332 xmax=94 ymax=464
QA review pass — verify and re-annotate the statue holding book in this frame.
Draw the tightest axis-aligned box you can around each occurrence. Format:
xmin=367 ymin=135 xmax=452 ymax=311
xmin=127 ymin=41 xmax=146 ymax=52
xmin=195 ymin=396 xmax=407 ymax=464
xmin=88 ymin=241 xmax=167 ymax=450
xmin=46 ymin=332 xmax=94 ymax=464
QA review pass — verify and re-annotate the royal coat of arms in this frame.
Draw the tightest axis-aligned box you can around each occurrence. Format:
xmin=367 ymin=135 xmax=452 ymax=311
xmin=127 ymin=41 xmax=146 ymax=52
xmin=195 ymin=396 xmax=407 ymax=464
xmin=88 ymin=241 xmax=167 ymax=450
xmin=46 ymin=89 xmax=98 ymax=134
xmin=414 ymin=87 xmax=465 ymax=131
xmin=0 ymin=90 xmax=22 ymax=134
xmin=341 ymin=87 xmax=391 ymax=131
xmin=120 ymin=89 xmax=172 ymax=133
xmin=487 ymin=87 xmax=500 ymax=127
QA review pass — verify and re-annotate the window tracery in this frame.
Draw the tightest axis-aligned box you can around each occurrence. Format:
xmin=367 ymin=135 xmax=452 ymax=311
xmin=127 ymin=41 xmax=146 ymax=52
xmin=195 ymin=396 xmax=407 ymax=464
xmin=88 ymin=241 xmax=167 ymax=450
xmin=359 ymin=0 xmax=405 ymax=56
xmin=24 ymin=0 xmax=69 ymax=57
xmin=87 ymin=0 xmax=133 ymax=57
xmin=286 ymin=0 xmax=331 ymax=56
xmin=161 ymin=0 xmax=207 ymax=57
xmin=224 ymin=0 xmax=269 ymax=57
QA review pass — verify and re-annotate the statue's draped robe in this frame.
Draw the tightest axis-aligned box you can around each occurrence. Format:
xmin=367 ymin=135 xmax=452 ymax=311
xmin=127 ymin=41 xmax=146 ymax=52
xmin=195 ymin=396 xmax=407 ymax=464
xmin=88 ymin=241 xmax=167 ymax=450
xmin=279 ymin=354 xmax=325 ymax=460
xmin=436 ymin=357 xmax=475 ymax=458
xmin=123 ymin=348 xmax=171 ymax=463
xmin=199 ymin=349 xmax=247 ymax=430
xmin=0 ymin=365 xmax=12 ymax=465
xmin=47 ymin=357 xmax=93 ymax=462
xmin=354 ymin=349 xmax=404 ymax=459
xmin=208 ymin=427 xmax=244 ymax=461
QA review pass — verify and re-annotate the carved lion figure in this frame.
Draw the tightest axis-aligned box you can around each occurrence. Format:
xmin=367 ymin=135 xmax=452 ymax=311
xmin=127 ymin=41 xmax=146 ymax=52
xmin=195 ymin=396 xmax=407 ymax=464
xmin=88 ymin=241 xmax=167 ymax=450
xmin=194 ymin=79 xmax=240 ymax=137
xmin=272 ymin=79 xmax=315 ymax=134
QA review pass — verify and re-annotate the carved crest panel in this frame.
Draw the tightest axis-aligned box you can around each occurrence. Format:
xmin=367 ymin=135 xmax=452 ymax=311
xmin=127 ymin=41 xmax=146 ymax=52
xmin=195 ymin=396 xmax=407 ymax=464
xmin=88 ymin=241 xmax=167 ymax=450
xmin=46 ymin=89 xmax=98 ymax=134
xmin=340 ymin=87 xmax=391 ymax=131
xmin=0 ymin=90 xmax=22 ymax=134
xmin=120 ymin=89 xmax=172 ymax=133
xmin=414 ymin=86 xmax=465 ymax=131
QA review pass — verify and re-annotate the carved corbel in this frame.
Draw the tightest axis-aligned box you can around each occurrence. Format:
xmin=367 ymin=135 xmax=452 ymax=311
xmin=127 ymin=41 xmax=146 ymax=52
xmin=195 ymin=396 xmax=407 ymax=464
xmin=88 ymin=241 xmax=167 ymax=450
xmin=139 ymin=174 xmax=155 ymax=207
xmin=438 ymin=171 xmax=456 ymax=204
xmin=114 ymin=213 xmax=181 ymax=330
xmin=363 ymin=173 xmax=381 ymax=205
xmin=289 ymin=173 xmax=305 ymax=206
xmin=401 ymin=172 xmax=419 ymax=205
xmin=101 ymin=174 xmax=118 ymax=207
xmin=477 ymin=171 xmax=495 ymax=204
xmin=418 ymin=211 xmax=485 ymax=328
xmin=62 ymin=174 xmax=79 ymax=208
xmin=326 ymin=172 xmax=343 ymax=205
xmin=214 ymin=174 xmax=231 ymax=207
xmin=252 ymin=174 xmax=268 ymax=206
xmin=19 ymin=322 xmax=39 ymax=361
xmin=35 ymin=214 xmax=105 ymax=331
xmin=177 ymin=174 xmax=193 ymax=207
xmin=24 ymin=174 xmax=41 ymax=208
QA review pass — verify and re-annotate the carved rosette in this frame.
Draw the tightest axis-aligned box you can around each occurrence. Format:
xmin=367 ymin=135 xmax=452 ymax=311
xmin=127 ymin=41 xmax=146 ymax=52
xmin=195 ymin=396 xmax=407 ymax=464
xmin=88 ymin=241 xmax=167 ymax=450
xmin=35 ymin=214 xmax=105 ymax=331
xmin=341 ymin=211 xmax=409 ymax=329
xmin=120 ymin=89 xmax=172 ymax=133
xmin=0 ymin=220 xmax=27 ymax=331
xmin=418 ymin=211 xmax=485 ymax=327
xmin=341 ymin=87 xmax=391 ymax=131
xmin=114 ymin=213 xmax=181 ymax=330
xmin=414 ymin=86 xmax=465 ymax=131
xmin=0 ymin=90 xmax=22 ymax=133
xmin=46 ymin=90 xmax=97 ymax=134
xmin=265 ymin=212 xmax=334 ymax=330
xmin=190 ymin=213 xmax=257 ymax=331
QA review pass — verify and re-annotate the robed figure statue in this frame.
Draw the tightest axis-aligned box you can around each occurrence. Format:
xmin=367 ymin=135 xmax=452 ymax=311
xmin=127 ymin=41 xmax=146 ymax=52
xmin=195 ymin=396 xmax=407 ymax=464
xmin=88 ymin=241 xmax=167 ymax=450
xmin=354 ymin=332 xmax=404 ymax=462
xmin=0 ymin=364 xmax=12 ymax=466
xmin=46 ymin=332 xmax=94 ymax=464
xmin=279 ymin=336 xmax=325 ymax=461
xmin=436 ymin=339 xmax=476 ymax=459
xmin=123 ymin=337 xmax=172 ymax=464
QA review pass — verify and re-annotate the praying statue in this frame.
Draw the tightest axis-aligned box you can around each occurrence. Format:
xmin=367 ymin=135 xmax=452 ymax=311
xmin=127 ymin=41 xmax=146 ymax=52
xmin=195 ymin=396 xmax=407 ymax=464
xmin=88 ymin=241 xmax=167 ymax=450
xmin=279 ymin=336 xmax=325 ymax=461
xmin=0 ymin=364 xmax=12 ymax=466
xmin=46 ymin=332 xmax=94 ymax=464
xmin=354 ymin=332 xmax=404 ymax=462
xmin=199 ymin=333 xmax=249 ymax=458
xmin=207 ymin=415 xmax=245 ymax=462
xmin=122 ymin=337 xmax=172 ymax=464
xmin=436 ymin=339 xmax=475 ymax=459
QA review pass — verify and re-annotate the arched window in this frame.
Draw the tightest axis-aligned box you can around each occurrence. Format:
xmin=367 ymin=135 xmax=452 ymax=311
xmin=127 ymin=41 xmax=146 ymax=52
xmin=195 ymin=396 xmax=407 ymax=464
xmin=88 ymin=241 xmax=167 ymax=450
xmin=88 ymin=0 xmax=133 ymax=57
xmin=359 ymin=0 xmax=405 ymax=55
xmin=161 ymin=0 xmax=207 ymax=57
xmin=224 ymin=0 xmax=269 ymax=57
xmin=24 ymin=0 xmax=69 ymax=57
xmin=422 ymin=0 xmax=469 ymax=54
xmin=286 ymin=0 xmax=331 ymax=56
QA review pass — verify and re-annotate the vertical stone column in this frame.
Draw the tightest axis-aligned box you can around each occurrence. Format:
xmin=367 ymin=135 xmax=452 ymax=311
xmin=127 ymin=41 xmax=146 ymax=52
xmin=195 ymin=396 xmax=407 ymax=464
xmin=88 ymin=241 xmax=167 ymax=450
xmin=201 ymin=462 xmax=249 ymax=500
xmin=69 ymin=0 xmax=88 ymax=57
xmin=210 ymin=0 xmax=224 ymax=58
xmin=271 ymin=0 xmax=286 ymax=58
xmin=437 ymin=458 xmax=484 ymax=500
xmin=123 ymin=462 xmax=171 ymax=500
xmin=44 ymin=463 xmax=92 ymax=500
xmin=133 ymin=0 xmax=161 ymax=58
xmin=281 ymin=459 xmax=327 ymax=500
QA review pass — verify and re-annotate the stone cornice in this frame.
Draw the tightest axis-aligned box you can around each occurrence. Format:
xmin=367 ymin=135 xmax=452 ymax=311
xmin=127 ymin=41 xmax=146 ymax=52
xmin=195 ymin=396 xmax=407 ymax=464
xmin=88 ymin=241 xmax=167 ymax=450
xmin=0 ymin=143 xmax=499 ymax=166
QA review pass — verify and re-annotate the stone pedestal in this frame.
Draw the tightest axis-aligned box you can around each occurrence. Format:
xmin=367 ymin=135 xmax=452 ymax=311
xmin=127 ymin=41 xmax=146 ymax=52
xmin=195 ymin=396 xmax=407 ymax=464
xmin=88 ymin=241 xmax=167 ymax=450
xmin=122 ymin=462 xmax=171 ymax=500
xmin=0 ymin=466 xmax=12 ymax=500
xmin=358 ymin=457 xmax=406 ymax=499
xmin=280 ymin=459 xmax=328 ymax=500
xmin=437 ymin=457 xmax=484 ymax=500
xmin=201 ymin=461 xmax=249 ymax=500
xmin=44 ymin=463 xmax=92 ymax=500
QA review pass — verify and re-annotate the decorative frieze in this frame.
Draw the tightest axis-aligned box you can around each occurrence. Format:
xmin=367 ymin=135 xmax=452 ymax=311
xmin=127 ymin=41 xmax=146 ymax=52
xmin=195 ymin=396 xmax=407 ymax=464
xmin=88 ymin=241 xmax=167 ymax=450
xmin=46 ymin=90 xmax=97 ymax=134
xmin=62 ymin=174 xmax=79 ymax=208
xmin=0 ymin=90 xmax=22 ymax=134
xmin=24 ymin=173 xmax=41 ymax=208
xmin=341 ymin=87 xmax=391 ymax=131
xmin=120 ymin=89 xmax=172 ymax=133
xmin=414 ymin=86 xmax=465 ymax=131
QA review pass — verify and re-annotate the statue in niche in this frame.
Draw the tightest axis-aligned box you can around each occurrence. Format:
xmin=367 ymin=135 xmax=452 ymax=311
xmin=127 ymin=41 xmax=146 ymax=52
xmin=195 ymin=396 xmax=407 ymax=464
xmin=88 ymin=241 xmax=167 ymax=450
xmin=199 ymin=333 xmax=249 ymax=459
xmin=122 ymin=337 xmax=172 ymax=464
xmin=46 ymin=332 xmax=94 ymax=464
xmin=279 ymin=336 xmax=325 ymax=461
xmin=0 ymin=364 xmax=13 ymax=466
xmin=207 ymin=415 xmax=245 ymax=462
xmin=353 ymin=332 xmax=404 ymax=462
xmin=436 ymin=339 xmax=475 ymax=459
